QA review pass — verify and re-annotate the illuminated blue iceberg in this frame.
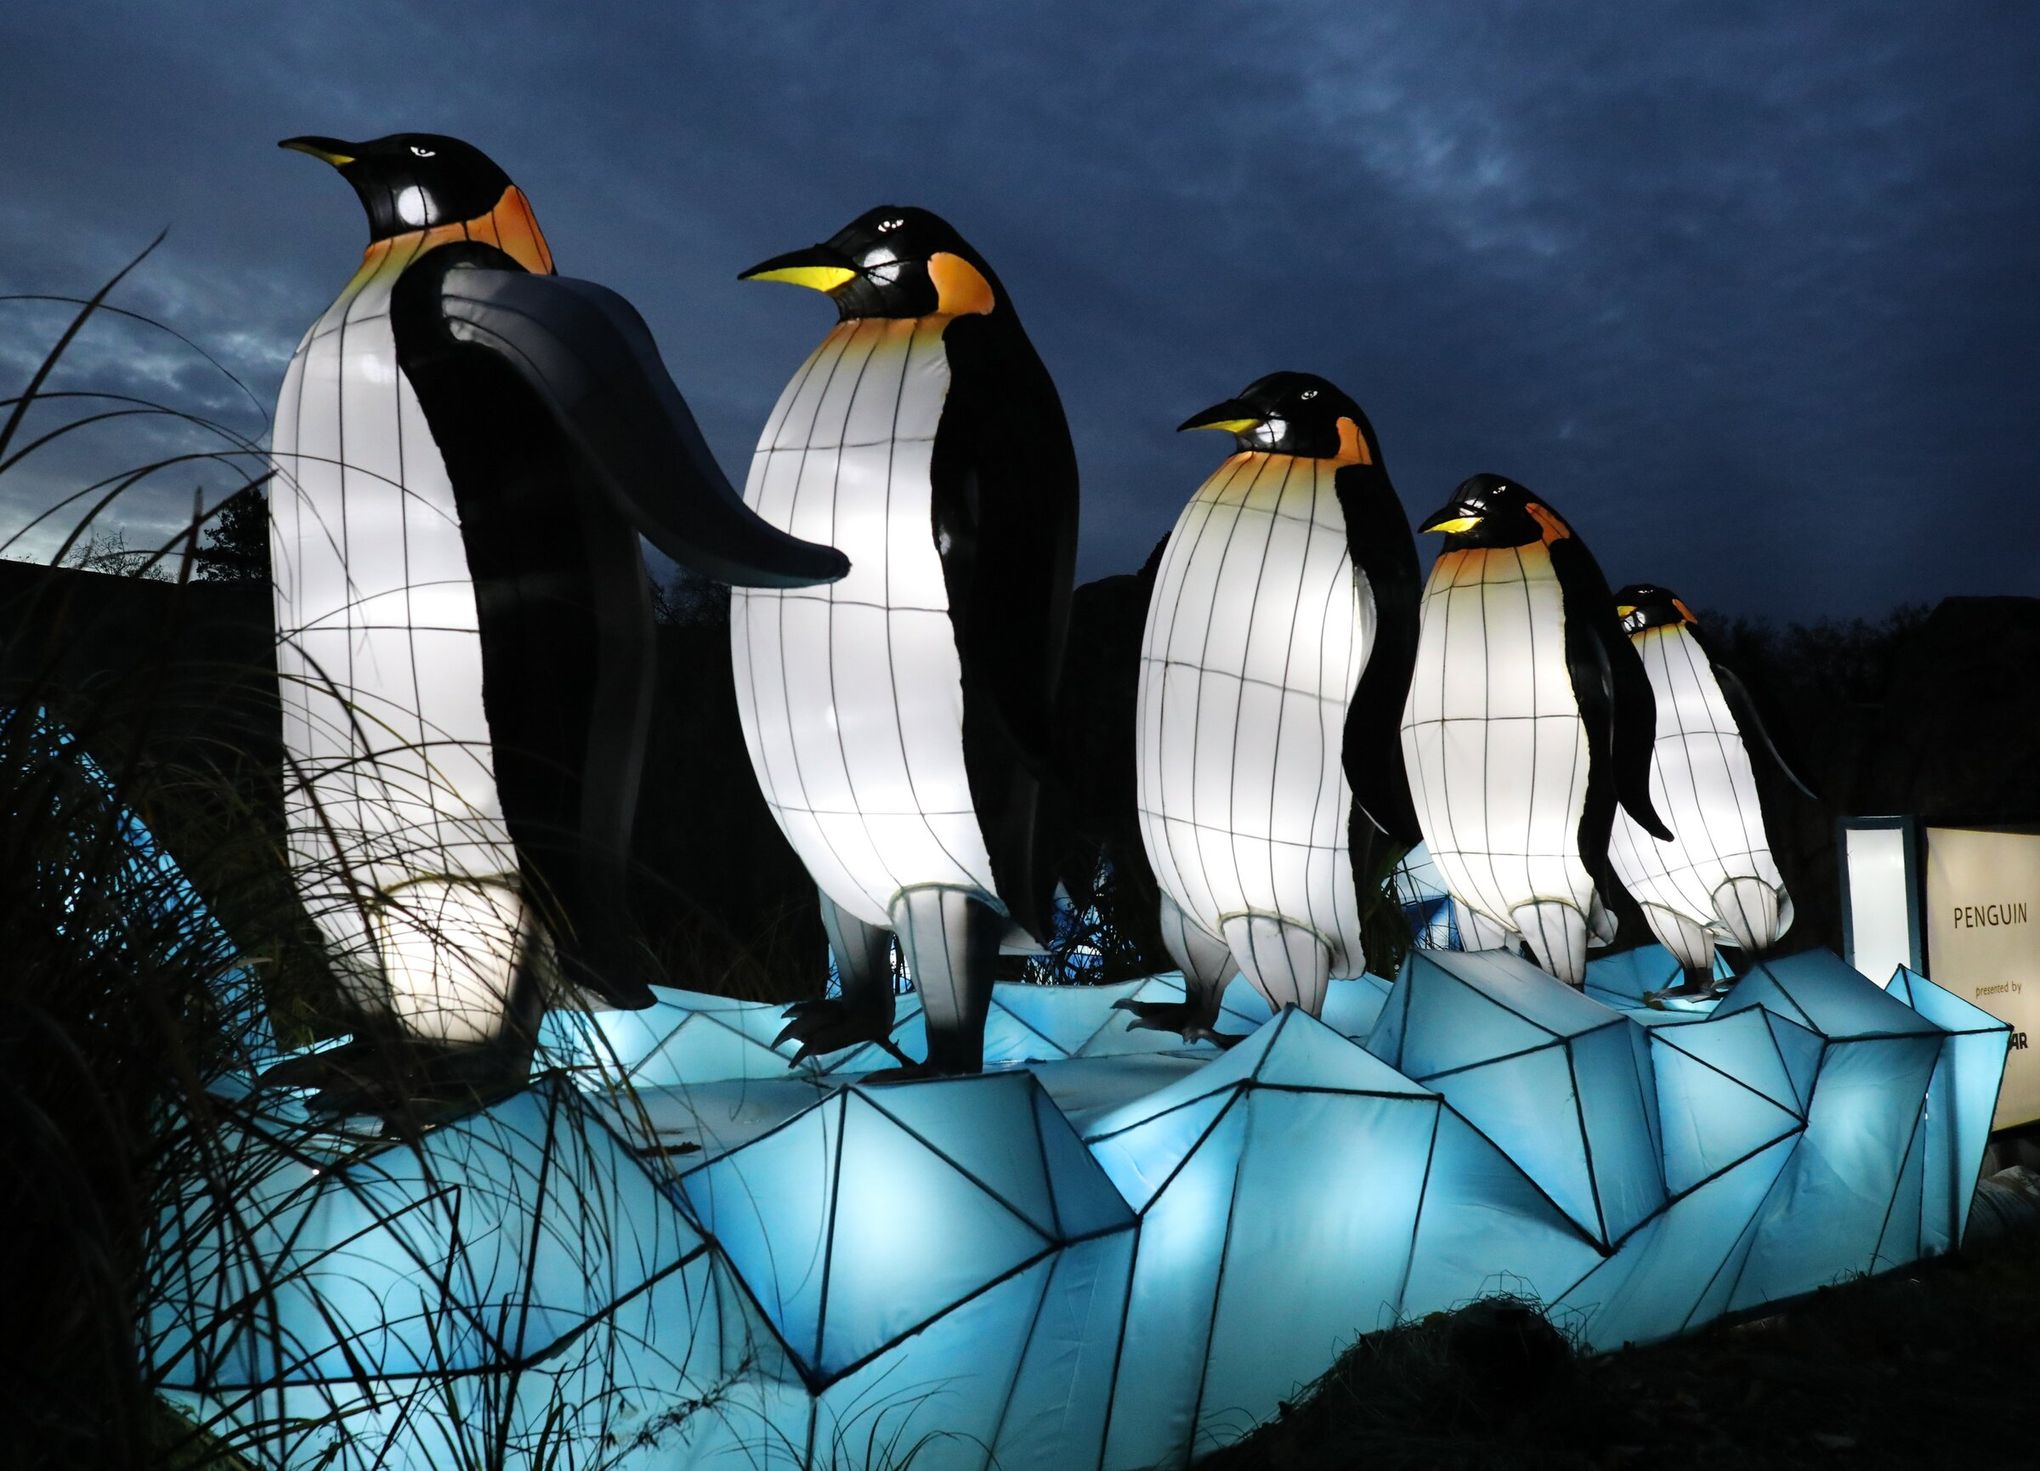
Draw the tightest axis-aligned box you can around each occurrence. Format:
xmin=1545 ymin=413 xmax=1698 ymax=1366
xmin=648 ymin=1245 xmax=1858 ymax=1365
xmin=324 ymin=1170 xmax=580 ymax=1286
xmin=156 ymin=947 xmax=2010 ymax=1470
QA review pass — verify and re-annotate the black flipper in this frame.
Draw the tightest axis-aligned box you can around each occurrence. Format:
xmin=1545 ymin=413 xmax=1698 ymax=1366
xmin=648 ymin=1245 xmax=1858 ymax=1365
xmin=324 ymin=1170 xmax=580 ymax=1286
xmin=927 ymin=310 xmax=1080 ymax=944
xmin=1550 ymin=537 xmax=1673 ymax=887
xmin=387 ymin=245 xmax=840 ymax=1013
xmin=1334 ymin=462 xmax=1423 ymax=853
xmin=426 ymin=255 xmax=849 ymax=588
xmin=1686 ymin=624 xmax=1819 ymax=800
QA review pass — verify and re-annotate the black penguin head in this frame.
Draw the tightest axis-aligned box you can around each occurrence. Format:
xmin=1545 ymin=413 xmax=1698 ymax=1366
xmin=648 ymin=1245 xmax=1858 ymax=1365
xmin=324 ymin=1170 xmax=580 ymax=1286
xmin=739 ymin=206 xmax=1001 ymax=321
xmin=280 ymin=133 xmax=514 ymax=242
xmin=1416 ymin=473 xmax=1576 ymax=549
xmin=1614 ymin=583 xmax=1700 ymax=636
xmin=1178 ymin=371 xmax=1381 ymax=462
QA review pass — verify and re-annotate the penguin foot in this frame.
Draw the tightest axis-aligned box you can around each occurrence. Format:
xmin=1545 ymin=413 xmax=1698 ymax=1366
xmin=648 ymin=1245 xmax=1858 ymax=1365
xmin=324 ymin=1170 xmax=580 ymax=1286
xmin=773 ymin=998 xmax=911 ymax=1068
xmin=1654 ymin=979 xmax=1716 ymax=1001
xmin=1112 ymin=998 xmax=1244 ymax=1048
xmin=855 ymin=1060 xmax=968 ymax=1086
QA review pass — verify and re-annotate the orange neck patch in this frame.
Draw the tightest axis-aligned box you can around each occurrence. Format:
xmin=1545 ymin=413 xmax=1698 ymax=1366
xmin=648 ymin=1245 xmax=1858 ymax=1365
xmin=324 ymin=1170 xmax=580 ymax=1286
xmin=358 ymin=185 xmax=555 ymax=278
xmin=928 ymin=251 xmax=996 ymax=316
xmin=1526 ymin=502 xmax=1572 ymax=545
xmin=1331 ymin=416 xmax=1373 ymax=466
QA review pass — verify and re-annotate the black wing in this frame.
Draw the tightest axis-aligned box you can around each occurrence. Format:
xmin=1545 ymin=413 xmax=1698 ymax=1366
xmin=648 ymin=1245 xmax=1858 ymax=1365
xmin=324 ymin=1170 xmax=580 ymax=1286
xmin=1687 ymin=624 xmax=1819 ymax=800
xmin=1335 ymin=462 xmax=1423 ymax=851
xmin=929 ymin=311 xmax=1080 ymax=943
xmin=426 ymin=256 xmax=848 ymax=588
xmin=1551 ymin=537 xmax=1673 ymax=865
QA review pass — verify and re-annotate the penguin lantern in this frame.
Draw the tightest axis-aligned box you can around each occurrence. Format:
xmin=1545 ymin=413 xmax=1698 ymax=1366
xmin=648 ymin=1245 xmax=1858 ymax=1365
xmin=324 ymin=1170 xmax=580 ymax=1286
xmin=1606 ymin=583 xmax=1813 ymax=990
xmin=1123 ymin=373 xmax=1421 ymax=1041
xmin=268 ymin=133 xmax=846 ymax=1094
xmin=732 ymin=206 xmax=1078 ymax=1078
xmin=1400 ymin=475 xmax=1671 ymax=985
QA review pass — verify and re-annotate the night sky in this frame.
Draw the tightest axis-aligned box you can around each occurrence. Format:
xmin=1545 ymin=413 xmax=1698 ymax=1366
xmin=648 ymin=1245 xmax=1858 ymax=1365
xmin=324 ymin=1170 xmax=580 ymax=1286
xmin=2 ymin=2 xmax=2034 ymax=619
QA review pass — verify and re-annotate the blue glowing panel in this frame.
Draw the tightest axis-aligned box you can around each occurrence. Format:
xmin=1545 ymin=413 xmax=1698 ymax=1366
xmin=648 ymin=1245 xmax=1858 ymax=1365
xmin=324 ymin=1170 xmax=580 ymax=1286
xmin=1887 ymin=966 xmax=2012 ymax=1252
xmin=1651 ymin=1016 xmax=1805 ymax=1196
xmin=1729 ymin=1031 xmax=1945 ymax=1310
xmin=678 ymin=1094 xmax=840 ymax=1369
xmin=1401 ymin=1107 xmax=1604 ymax=1313
xmin=1198 ymin=1088 xmax=1436 ymax=1434
xmin=1373 ymin=949 xmax=1665 ymax=1246
xmin=1557 ymin=1133 xmax=1798 ymax=1350
xmin=992 ymin=1230 xmax=1140 ymax=1471
xmin=1100 ymin=1098 xmax=1245 ymax=1471
xmin=156 ymin=949 xmax=2003 ymax=1471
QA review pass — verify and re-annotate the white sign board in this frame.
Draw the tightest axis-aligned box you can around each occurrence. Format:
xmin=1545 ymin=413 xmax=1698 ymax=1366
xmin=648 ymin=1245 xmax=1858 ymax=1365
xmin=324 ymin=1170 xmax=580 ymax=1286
xmin=1842 ymin=822 xmax=1918 ymax=985
xmin=1923 ymin=826 xmax=2038 ymax=1129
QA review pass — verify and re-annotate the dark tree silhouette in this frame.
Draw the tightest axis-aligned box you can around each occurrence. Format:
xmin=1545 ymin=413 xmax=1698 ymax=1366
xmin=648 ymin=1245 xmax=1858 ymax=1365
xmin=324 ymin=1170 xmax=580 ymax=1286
xmin=192 ymin=486 xmax=270 ymax=584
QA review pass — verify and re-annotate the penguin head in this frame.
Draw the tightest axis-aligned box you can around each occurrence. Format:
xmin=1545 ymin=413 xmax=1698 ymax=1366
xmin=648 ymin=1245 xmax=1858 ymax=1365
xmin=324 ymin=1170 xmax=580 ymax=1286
xmin=739 ymin=206 xmax=1000 ymax=321
xmin=1416 ymin=473 xmax=1576 ymax=549
xmin=280 ymin=133 xmax=514 ymax=241
xmin=1178 ymin=371 xmax=1380 ymax=462
xmin=1614 ymin=583 xmax=1700 ymax=636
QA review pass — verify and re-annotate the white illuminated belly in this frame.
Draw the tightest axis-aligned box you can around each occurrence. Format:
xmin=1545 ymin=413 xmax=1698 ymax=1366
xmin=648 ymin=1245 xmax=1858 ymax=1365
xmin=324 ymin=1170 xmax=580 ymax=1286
xmin=1135 ymin=453 xmax=1371 ymax=974
xmin=1607 ymin=624 xmax=1782 ymax=925
xmin=1399 ymin=542 xmax=1595 ymax=931
xmin=729 ymin=316 xmax=996 ymax=929
xmin=270 ymin=250 xmax=521 ymax=1032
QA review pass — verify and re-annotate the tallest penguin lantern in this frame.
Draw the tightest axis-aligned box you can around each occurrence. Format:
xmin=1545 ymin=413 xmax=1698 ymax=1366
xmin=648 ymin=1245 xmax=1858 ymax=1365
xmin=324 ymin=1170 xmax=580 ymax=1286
xmin=1400 ymin=474 xmax=1670 ymax=984
xmin=732 ymin=206 xmax=1078 ymax=1077
xmin=268 ymin=133 xmax=846 ymax=1098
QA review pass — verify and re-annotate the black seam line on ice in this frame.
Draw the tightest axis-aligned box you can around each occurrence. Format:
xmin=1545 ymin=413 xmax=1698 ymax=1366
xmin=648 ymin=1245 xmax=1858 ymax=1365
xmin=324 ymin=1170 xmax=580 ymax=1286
xmin=1554 ymin=1128 xmax=1800 ymax=1313
xmin=1091 ymin=1086 xmax=1243 ymax=1465
xmin=1565 ymin=1038 xmax=1611 ymax=1244
xmin=858 ymin=1087 xmax=1062 ymax=1242
xmin=811 ymin=1092 xmax=851 ymax=1370
xmin=1652 ymin=1028 xmax=1805 ymax=1117
xmin=1189 ymin=1083 xmax=1254 ymax=1449
xmin=1392 ymin=1106 xmax=1446 ymax=1313
xmin=1872 ymin=1068 xmax=1937 ymax=1271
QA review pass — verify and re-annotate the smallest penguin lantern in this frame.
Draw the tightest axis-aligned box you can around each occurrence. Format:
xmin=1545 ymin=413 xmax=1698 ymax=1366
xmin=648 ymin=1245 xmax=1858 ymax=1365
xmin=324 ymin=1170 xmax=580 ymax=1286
xmin=1606 ymin=584 xmax=1814 ymax=991
xmin=1401 ymin=475 xmax=1671 ymax=985
xmin=1125 ymin=372 xmax=1421 ymax=1040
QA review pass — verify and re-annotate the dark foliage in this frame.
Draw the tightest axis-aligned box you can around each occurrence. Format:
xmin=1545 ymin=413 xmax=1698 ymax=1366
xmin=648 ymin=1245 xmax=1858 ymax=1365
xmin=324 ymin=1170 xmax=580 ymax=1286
xmin=189 ymin=485 xmax=270 ymax=584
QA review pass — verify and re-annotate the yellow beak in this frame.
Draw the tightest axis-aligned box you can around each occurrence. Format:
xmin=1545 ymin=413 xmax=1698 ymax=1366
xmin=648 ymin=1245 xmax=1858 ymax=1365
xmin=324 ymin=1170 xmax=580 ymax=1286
xmin=278 ymin=137 xmax=357 ymax=167
xmin=1428 ymin=515 xmax=1483 ymax=535
xmin=1615 ymin=605 xmax=1636 ymax=619
xmin=742 ymin=264 xmax=858 ymax=292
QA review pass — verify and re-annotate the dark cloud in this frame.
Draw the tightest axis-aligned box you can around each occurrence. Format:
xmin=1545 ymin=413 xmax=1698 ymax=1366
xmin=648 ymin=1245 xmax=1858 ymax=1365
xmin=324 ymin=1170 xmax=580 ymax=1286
xmin=2 ymin=1 xmax=2034 ymax=614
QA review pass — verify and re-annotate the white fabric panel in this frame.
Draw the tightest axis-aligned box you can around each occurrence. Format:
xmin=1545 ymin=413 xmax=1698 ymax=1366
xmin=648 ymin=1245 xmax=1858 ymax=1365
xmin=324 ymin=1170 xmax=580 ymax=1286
xmin=730 ymin=316 xmax=998 ymax=928
xmin=270 ymin=241 xmax=527 ymax=1039
xmin=1400 ymin=543 xmax=1599 ymax=968
xmin=1221 ymin=912 xmax=1331 ymax=1015
xmin=1135 ymin=452 xmax=1372 ymax=1011
xmin=1606 ymin=624 xmax=1790 ymax=967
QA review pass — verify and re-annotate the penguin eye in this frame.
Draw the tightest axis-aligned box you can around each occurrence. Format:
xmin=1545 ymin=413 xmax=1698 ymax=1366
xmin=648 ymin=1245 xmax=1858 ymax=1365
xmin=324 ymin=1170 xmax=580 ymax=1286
xmin=409 ymin=144 xmax=436 ymax=158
